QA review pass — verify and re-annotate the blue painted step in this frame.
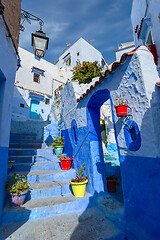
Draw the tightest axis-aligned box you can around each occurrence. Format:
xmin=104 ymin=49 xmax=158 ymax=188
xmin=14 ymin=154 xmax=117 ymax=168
xmin=9 ymin=143 xmax=52 ymax=149
xmin=27 ymin=180 xmax=71 ymax=199
xmin=8 ymin=155 xmax=57 ymax=163
xmin=9 ymin=139 xmax=43 ymax=144
xmin=12 ymin=161 xmax=61 ymax=172
xmin=8 ymin=169 xmax=76 ymax=182
xmin=8 ymin=148 xmax=54 ymax=156
xmin=2 ymin=193 xmax=94 ymax=223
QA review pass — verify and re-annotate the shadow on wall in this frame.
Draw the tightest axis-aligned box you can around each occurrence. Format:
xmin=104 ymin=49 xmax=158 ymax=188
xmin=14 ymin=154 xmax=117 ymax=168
xmin=70 ymin=191 xmax=126 ymax=240
xmin=120 ymin=87 xmax=160 ymax=240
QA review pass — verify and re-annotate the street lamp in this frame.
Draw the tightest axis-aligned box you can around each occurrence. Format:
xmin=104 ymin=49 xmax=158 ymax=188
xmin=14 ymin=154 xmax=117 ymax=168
xmin=32 ymin=29 xmax=49 ymax=58
xmin=21 ymin=9 xmax=49 ymax=58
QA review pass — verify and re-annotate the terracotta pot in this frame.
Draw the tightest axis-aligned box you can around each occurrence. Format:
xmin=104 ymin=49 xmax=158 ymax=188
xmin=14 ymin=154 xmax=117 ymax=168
xmin=60 ymin=158 xmax=72 ymax=170
xmin=107 ymin=179 xmax=117 ymax=193
xmin=115 ymin=105 xmax=128 ymax=117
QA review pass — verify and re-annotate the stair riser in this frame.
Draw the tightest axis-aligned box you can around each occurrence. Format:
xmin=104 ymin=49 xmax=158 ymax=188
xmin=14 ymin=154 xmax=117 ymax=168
xmin=26 ymin=184 xmax=71 ymax=200
xmin=9 ymin=139 xmax=43 ymax=144
xmin=9 ymin=143 xmax=52 ymax=149
xmin=12 ymin=162 xmax=61 ymax=171
xmin=2 ymin=197 xmax=94 ymax=223
xmin=10 ymin=136 xmax=38 ymax=141
xmin=9 ymin=149 xmax=54 ymax=156
xmin=8 ymin=155 xmax=57 ymax=163
xmin=26 ymin=171 xmax=75 ymax=183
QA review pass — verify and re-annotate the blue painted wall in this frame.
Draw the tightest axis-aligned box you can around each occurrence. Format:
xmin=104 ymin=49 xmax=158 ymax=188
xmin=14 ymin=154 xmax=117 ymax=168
xmin=61 ymin=47 xmax=160 ymax=239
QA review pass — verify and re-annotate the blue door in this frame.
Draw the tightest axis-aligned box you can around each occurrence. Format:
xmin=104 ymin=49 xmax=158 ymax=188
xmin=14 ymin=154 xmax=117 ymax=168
xmin=30 ymin=100 xmax=39 ymax=119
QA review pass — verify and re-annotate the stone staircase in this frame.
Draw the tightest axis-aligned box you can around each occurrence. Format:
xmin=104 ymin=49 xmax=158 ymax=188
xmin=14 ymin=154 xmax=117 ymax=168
xmin=2 ymin=133 xmax=93 ymax=224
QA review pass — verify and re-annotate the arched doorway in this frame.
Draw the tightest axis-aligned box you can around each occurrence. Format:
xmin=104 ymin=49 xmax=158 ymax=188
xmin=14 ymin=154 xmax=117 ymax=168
xmin=87 ymin=89 xmax=121 ymax=195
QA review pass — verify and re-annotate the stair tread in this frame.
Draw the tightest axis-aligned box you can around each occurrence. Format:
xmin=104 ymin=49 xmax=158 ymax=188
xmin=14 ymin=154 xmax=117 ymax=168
xmin=9 ymin=168 xmax=75 ymax=176
xmin=9 ymin=154 xmax=56 ymax=158
xmin=30 ymin=179 xmax=70 ymax=189
xmin=4 ymin=193 xmax=92 ymax=211
xmin=13 ymin=161 xmax=59 ymax=166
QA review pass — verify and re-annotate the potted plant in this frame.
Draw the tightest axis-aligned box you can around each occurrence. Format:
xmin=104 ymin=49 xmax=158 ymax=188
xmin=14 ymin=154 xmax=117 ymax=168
xmin=5 ymin=173 xmax=30 ymax=206
xmin=8 ymin=160 xmax=14 ymax=173
xmin=70 ymin=163 xmax=88 ymax=197
xmin=114 ymin=95 xmax=128 ymax=117
xmin=59 ymin=155 xmax=73 ymax=170
xmin=52 ymin=136 xmax=64 ymax=155
xmin=106 ymin=176 xmax=119 ymax=193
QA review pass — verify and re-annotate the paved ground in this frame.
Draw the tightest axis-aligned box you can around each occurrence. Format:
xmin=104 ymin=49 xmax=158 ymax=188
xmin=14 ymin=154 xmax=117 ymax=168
xmin=0 ymin=207 xmax=124 ymax=240
xmin=0 ymin=193 xmax=125 ymax=240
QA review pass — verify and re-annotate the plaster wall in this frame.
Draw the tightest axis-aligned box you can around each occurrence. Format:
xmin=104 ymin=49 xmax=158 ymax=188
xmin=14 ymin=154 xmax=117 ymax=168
xmin=0 ymin=17 xmax=17 ymax=221
xmin=12 ymin=47 xmax=66 ymax=122
xmin=131 ymin=0 xmax=160 ymax=63
xmin=57 ymin=38 xmax=103 ymax=80
xmin=15 ymin=47 xmax=66 ymax=96
xmin=115 ymin=46 xmax=135 ymax=61
xmin=61 ymin=46 xmax=160 ymax=239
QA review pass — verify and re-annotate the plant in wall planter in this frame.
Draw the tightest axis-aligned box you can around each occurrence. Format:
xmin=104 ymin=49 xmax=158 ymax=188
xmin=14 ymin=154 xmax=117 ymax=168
xmin=59 ymin=155 xmax=73 ymax=170
xmin=5 ymin=173 xmax=30 ymax=206
xmin=114 ymin=95 xmax=129 ymax=117
xmin=106 ymin=176 xmax=119 ymax=193
xmin=70 ymin=163 xmax=88 ymax=198
xmin=52 ymin=136 xmax=64 ymax=155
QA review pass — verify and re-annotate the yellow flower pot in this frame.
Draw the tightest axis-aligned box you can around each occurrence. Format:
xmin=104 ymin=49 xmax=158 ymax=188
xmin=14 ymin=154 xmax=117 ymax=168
xmin=70 ymin=179 xmax=88 ymax=197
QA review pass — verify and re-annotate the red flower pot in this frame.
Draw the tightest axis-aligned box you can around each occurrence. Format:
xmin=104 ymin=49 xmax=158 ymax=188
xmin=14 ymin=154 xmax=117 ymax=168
xmin=115 ymin=105 xmax=128 ymax=117
xmin=107 ymin=179 xmax=117 ymax=193
xmin=60 ymin=158 xmax=72 ymax=170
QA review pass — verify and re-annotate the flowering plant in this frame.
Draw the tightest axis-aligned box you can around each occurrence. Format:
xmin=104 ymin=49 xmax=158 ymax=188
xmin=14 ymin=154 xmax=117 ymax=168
xmin=71 ymin=61 xmax=103 ymax=84
xmin=115 ymin=95 xmax=127 ymax=106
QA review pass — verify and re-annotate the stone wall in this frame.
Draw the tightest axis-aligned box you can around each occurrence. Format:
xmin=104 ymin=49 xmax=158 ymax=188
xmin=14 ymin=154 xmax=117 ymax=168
xmin=1 ymin=0 xmax=21 ymax=49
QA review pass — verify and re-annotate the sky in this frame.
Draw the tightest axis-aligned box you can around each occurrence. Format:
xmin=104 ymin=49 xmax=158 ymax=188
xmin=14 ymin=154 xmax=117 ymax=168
xmin=20 ymin=0 xmax=133 ymax=65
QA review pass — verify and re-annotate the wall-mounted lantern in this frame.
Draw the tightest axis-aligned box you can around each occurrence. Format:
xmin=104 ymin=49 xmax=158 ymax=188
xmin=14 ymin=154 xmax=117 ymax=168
xmin=32 ymin=30 xmax=49 ymax=58
xmin=21 ymin=9 xmax=49 ymax=58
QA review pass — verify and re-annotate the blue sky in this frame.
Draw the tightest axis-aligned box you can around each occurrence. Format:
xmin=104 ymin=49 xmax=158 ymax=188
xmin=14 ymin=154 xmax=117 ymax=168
xmin=20 ymin=0 xmax=133 ymax=64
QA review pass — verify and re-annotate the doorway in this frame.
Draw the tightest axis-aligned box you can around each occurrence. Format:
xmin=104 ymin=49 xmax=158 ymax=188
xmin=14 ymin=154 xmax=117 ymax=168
xmin=30 ymin=99 xmax=39 ymax=119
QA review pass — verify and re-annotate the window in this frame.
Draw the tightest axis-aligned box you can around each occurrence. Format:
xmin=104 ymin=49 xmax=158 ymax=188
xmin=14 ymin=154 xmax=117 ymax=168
xmin=77 ymin=52 xmax=79 ymax=56
xmin=33 ymin=73 xmax=40 ymax=83
xmin=66 ymin=57 xmax=71 ymax=66
xmin=124 ymin=120 xmax=141 ymax=151
xmin=45 ymin=98 xmax=50 ymax=105
xmin=145 ymin=29 xmax=154 ymax=45
xmin=20 ymin=103 xmax=24 ymax=108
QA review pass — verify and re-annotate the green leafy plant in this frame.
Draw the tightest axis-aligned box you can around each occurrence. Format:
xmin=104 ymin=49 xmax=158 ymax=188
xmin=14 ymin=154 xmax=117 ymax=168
xmin=6 ymin=173 xmax=30 ymax=196
xmin=71 ymin=61 xmax=103 ymax=84
xmin=71 ymin=163 xmax=88 ymax=183
xmin=59 ymin=155 xmax=72 ymax=160
xmin=52 ymin=136 xmax=64 ymax=148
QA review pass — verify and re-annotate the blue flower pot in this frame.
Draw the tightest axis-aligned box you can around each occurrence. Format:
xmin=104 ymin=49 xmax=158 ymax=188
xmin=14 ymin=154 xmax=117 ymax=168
xmin=54 ymin=146 xmax=64 ymax=155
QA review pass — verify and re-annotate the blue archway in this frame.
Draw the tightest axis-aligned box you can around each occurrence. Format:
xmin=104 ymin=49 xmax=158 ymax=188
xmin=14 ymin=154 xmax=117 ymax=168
xmin=87 ymin=89 xmax=117 ymax=193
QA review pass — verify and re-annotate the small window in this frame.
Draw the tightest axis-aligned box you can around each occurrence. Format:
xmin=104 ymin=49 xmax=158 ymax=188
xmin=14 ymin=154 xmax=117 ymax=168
xmin=66 ymin=58 xmax=71 ymax=66
xmin=45 ymin=98 xmax=50 ymax=105
xmin=33 ymin=73 xmax=40 ymax=83
xmin=20 ymin=103 xmax=24 ymax=108
xmin=71 ymin=120 xmax=78 ymax=145
xmin=124 ymin=120 xmax=141 ymax=151
xmin=77 ymin=52 xmax=79 ymax=56
xmin=145 ymin=29 xmax=153 ymax=45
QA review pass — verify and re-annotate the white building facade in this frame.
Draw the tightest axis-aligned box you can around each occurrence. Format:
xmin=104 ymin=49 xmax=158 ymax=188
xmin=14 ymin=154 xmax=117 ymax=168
xmin=131 ymin=0 xmax=160 ymax=69
xmin=56 ymin=37 xmax=108 ymax=80
xmin=12 ymin=47 xmax=66 ymax=122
